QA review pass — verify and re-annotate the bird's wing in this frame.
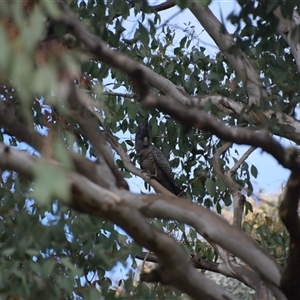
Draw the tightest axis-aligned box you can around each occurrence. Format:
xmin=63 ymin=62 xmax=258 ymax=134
xmin=150 ymin=145 xmax=181 ymax=193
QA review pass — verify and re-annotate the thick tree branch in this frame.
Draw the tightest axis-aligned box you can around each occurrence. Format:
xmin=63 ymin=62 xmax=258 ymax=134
xmin=272 ymin=4 xmax=300 ymax=74
xmin=111 ymin=206 xmax=236 ymax=300
xmin=279 ymin=155 xmax=300 ymax=299
xmin=144 ymin=94 xmax=300 ymax=173
xmin=148 ymin=0 xmax=176 ymax=12
xmin=0 ymin=100 xmax=45 ymax=151
xmin=1 ymin=3 xmax=295 ymax=299
xmin=55 ymin=2 xmax=192 ymax=107
xmin=183 ymin=93 xmax=300 ymax=146
xmin=66 ymin=83 xmax=129 ymax=190
xmin=0 ymin=96 xmax=115 ymax=190
xmin=210 ymin=142 xmax=272 ymax=297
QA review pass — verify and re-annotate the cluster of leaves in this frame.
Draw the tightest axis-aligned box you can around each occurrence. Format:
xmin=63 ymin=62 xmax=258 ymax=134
xmin=243 ymin=198 xmax=289 ymax=268
xmin=0 ymin=172 xmax=141 ymax=299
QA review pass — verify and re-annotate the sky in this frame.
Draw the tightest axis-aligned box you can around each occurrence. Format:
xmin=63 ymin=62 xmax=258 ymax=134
xmin=125 ymin=0 xmax=291 ymax=196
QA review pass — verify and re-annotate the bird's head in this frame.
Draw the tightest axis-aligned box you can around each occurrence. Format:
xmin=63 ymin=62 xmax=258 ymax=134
xmin=135 ymin=122 xmax=151 ymax=151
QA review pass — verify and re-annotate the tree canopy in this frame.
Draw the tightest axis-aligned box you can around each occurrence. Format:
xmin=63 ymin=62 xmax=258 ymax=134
xmin=1 ymin=1 xmax=300 ymax=299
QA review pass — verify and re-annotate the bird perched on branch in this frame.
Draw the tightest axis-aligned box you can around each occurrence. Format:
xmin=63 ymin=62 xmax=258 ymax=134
xmin=135 ymin=122 xmax=183 ymax=196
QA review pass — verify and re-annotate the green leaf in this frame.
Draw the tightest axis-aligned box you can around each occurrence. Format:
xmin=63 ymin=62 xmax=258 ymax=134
xmin=127 ymin=104 xmax=138 ymax=120
xmin=126 ymin=139 xmax=134 ymax=147
xmin=31 ymin=161 xmax=70 ymax=206
xmin=21 ymin=6 xmax=45 ymax=50
xmin=2 ymin=247 xmax=15 ymax=256
xmin=245 ymin=201 xmax=253 ymax=215
xmin=54 ymin=139 xmax=73 ymax=168
xmin=138 ymin=22 xmax=149 ymax=45
xmin=222 ymin=193 xmax=232 ymax=206
xmin=205 ymin=178 xmax=215 ymax=197
xmin=41 ymin=260 xmax=56 ymax=277
xmin=216 ymin=177 xmax=226 ymax=192
xmin=251 ymin=164 xmax=258 ymax=178
xmin=25 ymin=249 xmax=40 ymax=256
xmin=34 ymin=65 xmax=58 ymax=96
xmin=0 ymin=26 xmax=10 ymax=71
xmin=61 ymin=257 xmax=75 ymax=270
xmin=115 ymin=19 xmax=126 ymax=34
xmin=41 ymin=0 xmax=60 ymax=17
xmin=180 ymin=36 xmax=187 ymax=48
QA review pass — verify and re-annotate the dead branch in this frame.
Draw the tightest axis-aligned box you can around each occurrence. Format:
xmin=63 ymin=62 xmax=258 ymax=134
xmin=229 ymin=146 xmax=257 ymax=176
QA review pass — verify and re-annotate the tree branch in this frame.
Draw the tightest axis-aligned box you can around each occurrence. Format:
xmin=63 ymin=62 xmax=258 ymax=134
xmin=0 ymin=100 xmax=45 ymax=151
xmin=103 ymin=127 xmax=177 ymax=197
xmin=148 ymin=0 xmax=176 ymax=12
xmin=229 ymin=146 xmax=256 ymax=176
xmin=0 ymin=94 xmax=119 ymax=190
xmin=279 ymin=150 xmax=300 ymax=299
xmin=113 ymin=206 xmax=237 ymax=300
xmin=188 ymin=3 xmax=268 ymax=106
xmin=228 ymin=146 xmax=256 ymax=228
xmin=143 ymin=93 xmax=300 ymax=174
xmin=212 ymin=141 xmax=246 ymax=230
xmin=210 ymin=142 xmax=270 ymax=297
xmin=272 ymin=4 xmax=300 ymax=74
xmin=56 ymin=2 xmax=300 ymax=149
xmin=190 ymin=94 xmax=300 ymax=145
xmin=137 ymin=252 xmax=274 ymax=299
xmin=66 ymin=82 xmax=129 ymax=190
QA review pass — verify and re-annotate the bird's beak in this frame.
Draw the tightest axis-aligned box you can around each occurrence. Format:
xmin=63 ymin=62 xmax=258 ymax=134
xmin=143 ymin=137 xmax=149 ymax=145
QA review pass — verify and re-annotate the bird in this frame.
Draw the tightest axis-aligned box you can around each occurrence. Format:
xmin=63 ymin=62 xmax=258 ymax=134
xmin=135 ymin=121 xmax=183 ymax=196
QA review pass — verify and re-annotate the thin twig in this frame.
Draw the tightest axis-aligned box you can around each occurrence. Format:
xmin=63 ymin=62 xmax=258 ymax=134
xmin=229 ymin=146 xmax=257 ymax=176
